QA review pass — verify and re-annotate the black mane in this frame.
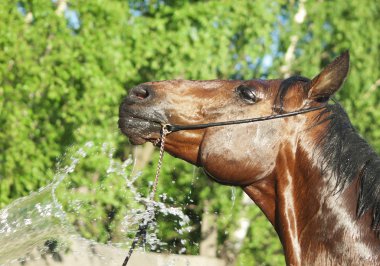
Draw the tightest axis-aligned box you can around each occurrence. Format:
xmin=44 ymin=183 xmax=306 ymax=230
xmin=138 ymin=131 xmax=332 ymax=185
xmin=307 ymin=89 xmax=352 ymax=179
xmin=316 ymin=103 xmax=380 ymax=230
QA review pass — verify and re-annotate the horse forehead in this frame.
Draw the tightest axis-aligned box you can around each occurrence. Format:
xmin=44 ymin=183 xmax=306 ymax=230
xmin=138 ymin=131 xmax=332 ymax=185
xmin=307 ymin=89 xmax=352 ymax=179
xmin=245 ymin=79 xmax=283 ymax=90
xmin=146 ymin=79 xmax=239 ymax=90
xmin=146 ymin=79 xmax=283 ymax=91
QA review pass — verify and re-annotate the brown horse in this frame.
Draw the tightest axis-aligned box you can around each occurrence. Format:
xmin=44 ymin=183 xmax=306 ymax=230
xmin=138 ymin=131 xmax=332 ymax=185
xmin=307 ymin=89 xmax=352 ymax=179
xmin=119 ymin=52 xmax=380 ymax=265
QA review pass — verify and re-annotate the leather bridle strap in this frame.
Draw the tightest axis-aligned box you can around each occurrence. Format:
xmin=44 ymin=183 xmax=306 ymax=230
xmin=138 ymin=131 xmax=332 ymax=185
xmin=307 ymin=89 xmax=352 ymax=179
xmin=165 ymin=104 xmax=327 ymax=133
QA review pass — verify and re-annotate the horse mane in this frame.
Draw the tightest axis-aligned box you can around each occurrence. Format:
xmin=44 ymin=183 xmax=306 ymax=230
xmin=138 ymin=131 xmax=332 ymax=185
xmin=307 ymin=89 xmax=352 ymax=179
xmin=315 ymin=103 xmax=380 ymax=231
xmin=276 ymin=76 xmax=380 ymax=231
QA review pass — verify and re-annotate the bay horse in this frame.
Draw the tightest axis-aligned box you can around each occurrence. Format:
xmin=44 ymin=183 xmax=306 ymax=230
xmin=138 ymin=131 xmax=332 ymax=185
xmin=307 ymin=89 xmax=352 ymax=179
xmin=119 ymin=52 xmax=380 ymax=265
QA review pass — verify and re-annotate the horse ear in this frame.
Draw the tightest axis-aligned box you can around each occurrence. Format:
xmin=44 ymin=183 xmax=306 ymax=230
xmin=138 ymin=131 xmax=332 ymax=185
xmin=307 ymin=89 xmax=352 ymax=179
xmin=307 ymin=51 xmax=350 ymax=100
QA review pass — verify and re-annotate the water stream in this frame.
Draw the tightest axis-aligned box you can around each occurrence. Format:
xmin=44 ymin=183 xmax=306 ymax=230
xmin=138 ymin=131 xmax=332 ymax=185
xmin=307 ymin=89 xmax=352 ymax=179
xmin=0 ymin=142 xmax=191 ymax=265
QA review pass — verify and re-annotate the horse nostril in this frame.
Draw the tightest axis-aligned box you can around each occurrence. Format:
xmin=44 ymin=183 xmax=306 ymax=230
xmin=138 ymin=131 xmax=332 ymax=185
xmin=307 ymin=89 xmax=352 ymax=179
xmin=130 ymin=85 xmax=151 ymax=101
xmin=135 ymin=88 xmax=149 ymax=99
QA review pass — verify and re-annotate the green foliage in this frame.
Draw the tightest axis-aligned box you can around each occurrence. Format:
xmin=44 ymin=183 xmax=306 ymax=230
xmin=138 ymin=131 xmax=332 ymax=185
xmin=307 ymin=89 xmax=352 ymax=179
xmin=236 ymin=207 xmax=285 ymax=266
xmin=54 ymin=142 xmax=138 ymax=243
xmin=1 ymin=0 xmax=379 ymax=265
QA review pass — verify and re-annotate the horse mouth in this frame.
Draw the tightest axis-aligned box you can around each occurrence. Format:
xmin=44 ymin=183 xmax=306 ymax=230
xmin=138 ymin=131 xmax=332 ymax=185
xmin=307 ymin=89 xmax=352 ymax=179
xmin=118 ymin=114 xmax=162 ymax=145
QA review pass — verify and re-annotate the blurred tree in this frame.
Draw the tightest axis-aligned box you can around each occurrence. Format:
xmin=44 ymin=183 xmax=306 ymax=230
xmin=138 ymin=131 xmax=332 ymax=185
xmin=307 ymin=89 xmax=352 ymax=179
xmin=274 ymin=0 xmax=380 ymax=148
xmin=0 ymin=0 xmax=379 ymax=265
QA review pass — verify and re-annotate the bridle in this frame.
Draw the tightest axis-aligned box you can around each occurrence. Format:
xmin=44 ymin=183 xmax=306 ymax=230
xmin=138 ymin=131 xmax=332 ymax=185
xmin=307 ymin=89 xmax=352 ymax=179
xmin=164 ymin=104 xmax=328 ymax=134
xmin=160 ymin=75 xmax=335 ymax=133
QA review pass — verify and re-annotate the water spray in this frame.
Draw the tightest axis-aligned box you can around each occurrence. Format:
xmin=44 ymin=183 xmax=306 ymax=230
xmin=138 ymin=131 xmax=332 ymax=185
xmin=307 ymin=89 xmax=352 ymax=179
xmin=122 ymin=125 xmax=169 ymax=266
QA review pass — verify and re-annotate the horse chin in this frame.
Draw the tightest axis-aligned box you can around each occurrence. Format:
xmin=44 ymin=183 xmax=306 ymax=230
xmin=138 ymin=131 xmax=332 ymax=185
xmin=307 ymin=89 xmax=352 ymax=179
xmin=118 ymin=116 xmax=162 ymax=145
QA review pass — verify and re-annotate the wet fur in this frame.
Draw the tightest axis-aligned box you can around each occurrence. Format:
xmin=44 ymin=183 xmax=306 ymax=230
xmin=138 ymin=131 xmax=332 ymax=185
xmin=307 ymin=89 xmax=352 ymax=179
xmin=317 ymin=103 xmax=380 ymax=231
xmin=280 ymin=76 xmax=380 ymax=232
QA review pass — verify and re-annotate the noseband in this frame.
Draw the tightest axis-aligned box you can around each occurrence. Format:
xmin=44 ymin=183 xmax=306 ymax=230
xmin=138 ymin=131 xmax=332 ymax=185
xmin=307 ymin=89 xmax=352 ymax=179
xmin=164 ymin=104 xmax=327 ymax=133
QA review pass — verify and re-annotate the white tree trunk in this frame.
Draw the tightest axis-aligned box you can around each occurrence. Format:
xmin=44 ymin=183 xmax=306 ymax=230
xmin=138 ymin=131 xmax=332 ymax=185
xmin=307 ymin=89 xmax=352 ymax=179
xmin=280 ymin=0 xmax=307 ymax=78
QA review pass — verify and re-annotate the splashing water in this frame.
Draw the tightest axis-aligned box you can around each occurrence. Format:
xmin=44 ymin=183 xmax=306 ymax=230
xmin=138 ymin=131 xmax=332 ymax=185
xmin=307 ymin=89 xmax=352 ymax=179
xmin=0 ymin=142 xmax=191 ymax=265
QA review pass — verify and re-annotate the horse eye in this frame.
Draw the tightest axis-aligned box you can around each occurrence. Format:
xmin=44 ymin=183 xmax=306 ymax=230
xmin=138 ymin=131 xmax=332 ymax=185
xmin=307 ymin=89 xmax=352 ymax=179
xmin=236 ymin=85 xmax=257 ymax=104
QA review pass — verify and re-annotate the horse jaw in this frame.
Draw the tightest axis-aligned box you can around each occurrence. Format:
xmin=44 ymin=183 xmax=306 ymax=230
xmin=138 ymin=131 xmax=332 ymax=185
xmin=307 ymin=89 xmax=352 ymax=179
xmin=197 ymin=122 xmax=283 ymax=186
xmin=163 ymin=130 xmax=205 ymax=166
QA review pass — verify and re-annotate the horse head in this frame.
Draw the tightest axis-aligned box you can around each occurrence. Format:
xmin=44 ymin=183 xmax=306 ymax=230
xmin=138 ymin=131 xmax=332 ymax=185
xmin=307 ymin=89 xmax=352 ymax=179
xmin=119 ymin=52 xmax=349 ymax=186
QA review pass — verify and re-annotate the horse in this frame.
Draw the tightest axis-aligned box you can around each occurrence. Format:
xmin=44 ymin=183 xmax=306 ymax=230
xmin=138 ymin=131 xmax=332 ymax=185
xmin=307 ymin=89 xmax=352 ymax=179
xmin=118 ymin=51 xmax=380 ymax=265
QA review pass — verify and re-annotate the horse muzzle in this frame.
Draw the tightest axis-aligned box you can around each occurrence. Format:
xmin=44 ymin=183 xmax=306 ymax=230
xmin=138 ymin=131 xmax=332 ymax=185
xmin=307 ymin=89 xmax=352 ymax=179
xmin=118 ymin=116 xmax=161 ymax=145
xmin=118 ymin=85 xmax=165 ymax=145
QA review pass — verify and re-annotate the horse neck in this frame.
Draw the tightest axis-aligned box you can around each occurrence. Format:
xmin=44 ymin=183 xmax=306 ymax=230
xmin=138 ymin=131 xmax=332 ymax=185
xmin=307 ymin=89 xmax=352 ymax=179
xmin=243 ymin=133 xmax=380 ymax=265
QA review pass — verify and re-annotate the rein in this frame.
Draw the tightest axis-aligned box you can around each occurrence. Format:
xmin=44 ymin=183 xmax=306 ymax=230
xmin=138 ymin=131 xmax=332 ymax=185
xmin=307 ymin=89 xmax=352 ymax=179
xmin=122 ymin=127 xmax=169 ymax=266
xmin=165 ymin=104 xmax=327 ymax=133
